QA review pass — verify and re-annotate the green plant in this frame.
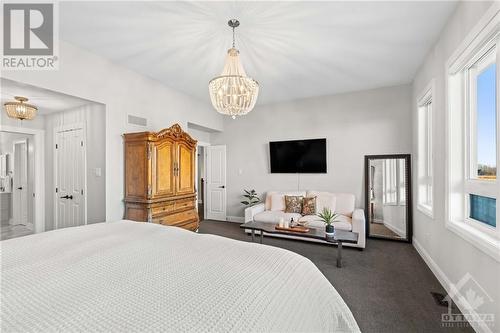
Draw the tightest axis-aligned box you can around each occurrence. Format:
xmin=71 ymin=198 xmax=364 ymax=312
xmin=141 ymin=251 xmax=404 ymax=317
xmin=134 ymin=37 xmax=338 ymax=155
xmin=241 ymin=189 xmax=260 ymax=207
xmin=317 ymin=207 xmax=340 ymax=225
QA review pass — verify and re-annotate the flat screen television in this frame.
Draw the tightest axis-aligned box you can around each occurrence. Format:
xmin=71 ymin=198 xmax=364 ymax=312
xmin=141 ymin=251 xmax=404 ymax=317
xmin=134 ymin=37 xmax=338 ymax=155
xmin=269 ymin=139 xmax=327 ymax=173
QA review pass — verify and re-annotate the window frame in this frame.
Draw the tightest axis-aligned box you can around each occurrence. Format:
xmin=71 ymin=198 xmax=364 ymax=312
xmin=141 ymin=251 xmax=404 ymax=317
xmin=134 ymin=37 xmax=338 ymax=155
xmin=445 ymin=8 xmax=500 ymax=262
xmin=417 ymin=80 xmax=435 ymax=218
xmin=464 ymin=46 xmax=497 ymax=233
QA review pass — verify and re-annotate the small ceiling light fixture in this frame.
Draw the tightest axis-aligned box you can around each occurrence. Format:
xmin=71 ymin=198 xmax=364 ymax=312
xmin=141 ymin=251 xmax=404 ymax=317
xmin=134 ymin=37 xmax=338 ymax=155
xmin=4 ymin=96 xmax=38 ymax=120
xmin=209 ymin=19 xmax=259 ymax=119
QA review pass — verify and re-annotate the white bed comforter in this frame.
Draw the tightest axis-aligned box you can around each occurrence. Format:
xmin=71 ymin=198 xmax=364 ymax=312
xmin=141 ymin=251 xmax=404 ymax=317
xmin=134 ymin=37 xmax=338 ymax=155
xmin=1 ymin=220 xmax=360 ymax=332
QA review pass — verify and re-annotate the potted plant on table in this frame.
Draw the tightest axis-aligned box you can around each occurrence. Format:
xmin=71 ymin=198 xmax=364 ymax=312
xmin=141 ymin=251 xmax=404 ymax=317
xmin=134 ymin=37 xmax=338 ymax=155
xmin=241 ymin=189 xmax=260 ymax=207
xmin=317 ymin=207 xmax=340 ymax=235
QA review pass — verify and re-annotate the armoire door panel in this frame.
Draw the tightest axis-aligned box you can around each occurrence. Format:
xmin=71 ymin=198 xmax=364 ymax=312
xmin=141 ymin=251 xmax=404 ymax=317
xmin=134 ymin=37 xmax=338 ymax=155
xmin=176 ymin=142 xmax=195 ymax=195
xmin=125 ymin=142 xmax=148 ymax=199
xmin=152 ymin=140 xmax=175 ymax=197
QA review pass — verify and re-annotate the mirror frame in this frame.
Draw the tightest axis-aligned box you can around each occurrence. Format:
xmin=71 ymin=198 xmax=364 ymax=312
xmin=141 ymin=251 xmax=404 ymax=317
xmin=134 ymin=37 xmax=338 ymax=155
xmin=364 ymin=154 xmax=412 ymax=243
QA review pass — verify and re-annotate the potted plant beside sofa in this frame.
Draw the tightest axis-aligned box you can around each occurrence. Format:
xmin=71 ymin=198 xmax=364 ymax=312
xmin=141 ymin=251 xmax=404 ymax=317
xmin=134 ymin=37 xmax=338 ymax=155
xmin=317 ymin=207 xmax=340 ymax=235
xmin=241 ymin=189 xmax=260 ymax=207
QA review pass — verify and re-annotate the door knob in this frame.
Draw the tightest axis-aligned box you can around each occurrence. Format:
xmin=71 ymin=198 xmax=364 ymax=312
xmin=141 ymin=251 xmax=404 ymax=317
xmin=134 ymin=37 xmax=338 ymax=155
xmin=219 ymin=185 xmax=225 ymax=189
xmin=17 ymin=187 xmax=23 ymax=190
xmin=60 ymin=195 xmax=69 ymax=199
xmin=68 ymin=195 xmax=73 ymax=200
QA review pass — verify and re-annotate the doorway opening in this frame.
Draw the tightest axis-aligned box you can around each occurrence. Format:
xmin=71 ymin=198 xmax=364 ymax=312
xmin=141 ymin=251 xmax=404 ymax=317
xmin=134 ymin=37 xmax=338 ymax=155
xmin=197 ymin=146 xmax=205 ymax=221
xmin=0 ymin=132 xmax=35 ymax=240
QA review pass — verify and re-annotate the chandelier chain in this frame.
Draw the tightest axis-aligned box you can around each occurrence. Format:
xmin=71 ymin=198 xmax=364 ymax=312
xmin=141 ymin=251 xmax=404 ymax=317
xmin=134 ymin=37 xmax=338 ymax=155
xmin=232 ymin=26 xmax=235 ymax=48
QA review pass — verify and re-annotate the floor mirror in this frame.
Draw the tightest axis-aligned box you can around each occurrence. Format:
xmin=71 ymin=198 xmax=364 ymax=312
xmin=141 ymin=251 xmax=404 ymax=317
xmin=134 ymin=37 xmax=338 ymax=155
xmin=364 ymin=154 xmax=412 ymax=242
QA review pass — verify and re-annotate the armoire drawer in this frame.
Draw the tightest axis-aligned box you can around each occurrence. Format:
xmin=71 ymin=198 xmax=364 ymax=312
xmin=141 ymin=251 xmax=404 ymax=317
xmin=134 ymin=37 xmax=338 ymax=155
xmin=151 ymin=203 xmax=174 ymax=216
xmin=174 ymin=199 xmax=195 ymax=211
xmin=153 ymin=209 xmax=198 ymax=226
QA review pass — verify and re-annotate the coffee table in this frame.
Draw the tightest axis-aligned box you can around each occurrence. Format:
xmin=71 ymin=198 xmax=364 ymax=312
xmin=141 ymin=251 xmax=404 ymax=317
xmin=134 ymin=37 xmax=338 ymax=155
xmin=240 ymin=221 xmax=358 ymax=268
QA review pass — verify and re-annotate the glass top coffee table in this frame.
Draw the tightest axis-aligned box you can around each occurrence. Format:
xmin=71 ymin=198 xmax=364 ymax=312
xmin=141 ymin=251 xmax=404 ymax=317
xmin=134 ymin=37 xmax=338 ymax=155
xmin=240 ymin=221 xmax=358 ymax=268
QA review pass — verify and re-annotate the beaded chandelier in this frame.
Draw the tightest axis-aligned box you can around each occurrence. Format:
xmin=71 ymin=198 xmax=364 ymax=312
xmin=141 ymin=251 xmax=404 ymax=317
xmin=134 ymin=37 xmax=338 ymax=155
xmin=209 ymin=19 xmax=259 ymax=119
xmin=4 ymin=96 xmax=38 ymax=120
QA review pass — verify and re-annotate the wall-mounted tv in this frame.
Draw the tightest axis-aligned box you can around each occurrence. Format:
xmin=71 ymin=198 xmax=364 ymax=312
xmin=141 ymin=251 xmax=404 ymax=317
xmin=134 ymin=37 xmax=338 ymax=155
xmin=269 ymin=139 xmax=327 ymax=173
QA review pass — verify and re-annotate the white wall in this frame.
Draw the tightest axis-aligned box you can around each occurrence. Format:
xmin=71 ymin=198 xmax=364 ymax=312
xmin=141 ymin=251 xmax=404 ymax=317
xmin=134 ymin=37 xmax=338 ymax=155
xmin=382 ymin=205 xmax=406 ymax=237
xmin=1 ymin=40 xmax=223 ymax=222
xmin=212 ymin=84 xmax=412 ymax=217
xmin=187 ymin=127 xmax=211 ymax=144
xmin=44 ymin=104 xmax=106 ymax=230
xmin=411 ymin=2 xmax=499 ymax=331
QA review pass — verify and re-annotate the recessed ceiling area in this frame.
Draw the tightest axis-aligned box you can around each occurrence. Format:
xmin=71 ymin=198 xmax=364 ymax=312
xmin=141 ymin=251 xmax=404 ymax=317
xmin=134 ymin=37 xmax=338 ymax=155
xmin=60 ymin=1 xmax=458 ymax=105
xmin=1 ymin=78 xmax=95 ymax=115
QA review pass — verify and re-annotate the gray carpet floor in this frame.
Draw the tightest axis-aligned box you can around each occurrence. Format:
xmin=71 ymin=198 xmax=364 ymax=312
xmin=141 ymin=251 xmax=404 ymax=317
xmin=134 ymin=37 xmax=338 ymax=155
xmin=198 ymin=220 xmax=474 ymax=333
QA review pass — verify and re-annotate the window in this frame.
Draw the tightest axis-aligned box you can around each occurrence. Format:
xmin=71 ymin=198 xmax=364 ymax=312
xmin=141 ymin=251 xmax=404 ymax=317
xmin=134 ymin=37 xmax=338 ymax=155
xmin=447 ymin=12 xmax=499 ymax=260
xmin=383 ymin=159 xmax=397 ymax=205
xmin=469 ymin=52 xmax=497 ymax=181
xmin=398 ymin=159 xmax=406 ymax=206
xmin=469 ymin=194 xmax=496 ymax=227
xmin=417 ymin=83 xmax=434 ymax=217
xmin=383 ymin=159 xmax=406 ymax=206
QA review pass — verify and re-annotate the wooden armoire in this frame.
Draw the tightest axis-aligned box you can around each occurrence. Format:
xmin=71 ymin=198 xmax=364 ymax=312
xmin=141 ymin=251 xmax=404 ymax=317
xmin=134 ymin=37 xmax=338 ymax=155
xmin=123 ymin=123 xmax=199 ymax=231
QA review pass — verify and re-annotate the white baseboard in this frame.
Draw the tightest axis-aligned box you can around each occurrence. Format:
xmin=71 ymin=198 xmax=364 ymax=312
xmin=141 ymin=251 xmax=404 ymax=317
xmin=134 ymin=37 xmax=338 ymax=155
xmin=226 ymin=216 xmax=244 ymax=223
xmin=413 ymin=237 xmax=492 ymax=333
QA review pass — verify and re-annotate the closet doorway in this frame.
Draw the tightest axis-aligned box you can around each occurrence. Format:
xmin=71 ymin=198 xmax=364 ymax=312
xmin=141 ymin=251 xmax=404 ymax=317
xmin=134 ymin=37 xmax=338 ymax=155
xmin=0 ymin=130 xmax=40 ymax=240
xmin=12 ymin=139 xmax=29 ymax=227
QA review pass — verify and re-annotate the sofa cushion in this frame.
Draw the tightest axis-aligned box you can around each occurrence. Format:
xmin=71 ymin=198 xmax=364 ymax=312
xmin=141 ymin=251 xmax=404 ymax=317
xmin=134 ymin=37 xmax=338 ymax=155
xmin=265 ymin=191 xmax=307 ymax=210
xmin=307 ymin=191 xmax=355 ymax=217
xmin=254 ymin=211 xmax=302 ymax=224
xmin=284 ymin=195 xmax=303 ymax=213
xmin=299 ymin=214 xmax=352 ymax=231
xmin=270 ymin=193 xmax=286 ymax=211
xmin=308 ymin=192 xmax=336 ymax=213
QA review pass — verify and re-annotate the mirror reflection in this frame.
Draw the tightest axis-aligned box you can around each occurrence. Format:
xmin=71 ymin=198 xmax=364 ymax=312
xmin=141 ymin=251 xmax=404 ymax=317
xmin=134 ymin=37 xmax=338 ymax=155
xmin=368 ymin=157 xmax=409 ymax=240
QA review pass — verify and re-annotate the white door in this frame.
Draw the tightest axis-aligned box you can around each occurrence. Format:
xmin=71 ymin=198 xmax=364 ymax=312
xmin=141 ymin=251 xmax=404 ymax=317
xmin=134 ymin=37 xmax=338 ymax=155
xmin=55 ymin=128 xmax=86 ymax=229
xmin=12 ymin=140 xmax=28 ymax=226
xmin=206 ymin=145 xmax=226 ymax=221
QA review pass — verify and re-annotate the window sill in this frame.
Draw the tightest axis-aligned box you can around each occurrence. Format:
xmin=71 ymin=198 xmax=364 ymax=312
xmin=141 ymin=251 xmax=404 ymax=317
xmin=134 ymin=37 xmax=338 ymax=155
xmin=445 ymin=219 xmax=500 ymax=262
xmin=417 ymin=204 xmax=434 ymax=219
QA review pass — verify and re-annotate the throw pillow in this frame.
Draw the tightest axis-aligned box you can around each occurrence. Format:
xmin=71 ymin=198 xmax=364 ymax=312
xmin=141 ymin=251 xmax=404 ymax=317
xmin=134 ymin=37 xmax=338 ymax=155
xmin=302 ymin=197 xmax=316 ymax=215
xmin=270 ymin=193 xmax=286 ymax=211
xmin=285 ymin=195 xmax=303 ymax=214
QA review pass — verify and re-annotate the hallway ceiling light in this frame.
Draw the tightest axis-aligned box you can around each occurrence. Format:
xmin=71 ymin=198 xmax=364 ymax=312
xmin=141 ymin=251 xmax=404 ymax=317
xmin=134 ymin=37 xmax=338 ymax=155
xmin=4 ymin=96 xmax=38 ymax=120
xmin=209 ymin=19 xmax=259 ymax=119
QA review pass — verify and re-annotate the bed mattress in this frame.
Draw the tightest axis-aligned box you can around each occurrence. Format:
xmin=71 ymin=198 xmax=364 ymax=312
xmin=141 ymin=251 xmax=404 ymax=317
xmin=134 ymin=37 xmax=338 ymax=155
xmin=1 ymin=220 xmax=359 ymax=332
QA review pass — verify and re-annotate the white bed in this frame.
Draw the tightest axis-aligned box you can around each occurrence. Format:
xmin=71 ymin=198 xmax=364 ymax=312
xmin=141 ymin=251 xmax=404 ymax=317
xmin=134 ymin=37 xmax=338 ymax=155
xmin=1 ymin=220 xmax=360 ymax=332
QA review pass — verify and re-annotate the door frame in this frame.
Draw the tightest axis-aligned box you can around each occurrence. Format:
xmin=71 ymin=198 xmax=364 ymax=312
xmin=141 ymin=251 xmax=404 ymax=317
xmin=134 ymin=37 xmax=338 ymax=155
xmin=53 ymin=122 xmax=87 ymax=229
xmin=12 ymin=139 xmax=29 ymax=228
xmin=196 ymin=141 xmax=210 ymax=219
xmin=0 ymin=125 xmax=45 ymax=233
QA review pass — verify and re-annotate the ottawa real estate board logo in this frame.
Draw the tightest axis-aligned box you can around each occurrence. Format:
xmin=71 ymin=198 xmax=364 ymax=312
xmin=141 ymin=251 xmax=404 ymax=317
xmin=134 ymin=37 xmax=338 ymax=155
xmin=1 ymin=2 xmax=59 ymax=70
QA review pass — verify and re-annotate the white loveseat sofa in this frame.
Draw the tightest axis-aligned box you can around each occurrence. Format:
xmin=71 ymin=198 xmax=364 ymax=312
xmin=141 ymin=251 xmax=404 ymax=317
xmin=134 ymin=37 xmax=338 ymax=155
xmin=244 ymin=191 xmax=366 ymax=249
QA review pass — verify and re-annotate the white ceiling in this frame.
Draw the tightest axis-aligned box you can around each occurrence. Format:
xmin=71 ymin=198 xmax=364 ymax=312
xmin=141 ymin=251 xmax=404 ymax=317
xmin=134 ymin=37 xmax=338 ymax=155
xmin=1 ymin=78 xmax=94 ymax=115
xmin=60 ymin=1 xmax=457 ymax=105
